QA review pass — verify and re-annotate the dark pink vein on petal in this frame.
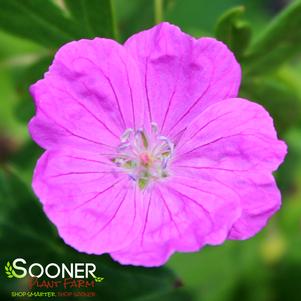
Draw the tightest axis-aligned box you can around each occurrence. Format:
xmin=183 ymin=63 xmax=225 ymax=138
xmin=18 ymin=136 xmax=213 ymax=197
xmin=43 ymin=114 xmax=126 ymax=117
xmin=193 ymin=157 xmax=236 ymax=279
xmin=177 ymin=133 xmax=271 ymax=159
xmin=105 ymin=75 xmax=127 ymax=129
xmin=118 ymin=53 xmax=136 ymax=129
xmin=188 ymin=111 xmax=233 ymax=140
xmin=166 ymin=66 xmax=214 ymax=137
xmin=123 ymin=186 xmax=138 ymax=238
xmin=144 ymin=57 xmax=152 ymax=122
xmin=157 ymin=188 xmax=181 ymax=237
xmin=72 ymin=178 xmax=125 ymax=210
xmin=90 ymin=189 xmax=129 ymax=239
xmin=49 ymin=82 xmax=119 ymax=139
xmin=140 ymin=191 xmax=152 ymax=246
xmin=167 ymin=185 xmax=213 ymax=227
xmin=50 ymin=171 xmax=120 ymax=178
xmin=160 ymin=57 xmax=182 ymax=133
xmin=175 ymin=111 xmax=234 ymax=153
xmin=73 ymin=56 xmax=127 ymax=129
xmin=175 ymin=180 xmax=231 ymax=205
xmin=160 ymin=84 xmax=178 ymax=133
xmin=176 ymin=164 xmax=260 ymax=173
xmin=39 ymin=108 xmax=113 ymax=148
xmin=66 ymin=156 xmax=112 ymax=166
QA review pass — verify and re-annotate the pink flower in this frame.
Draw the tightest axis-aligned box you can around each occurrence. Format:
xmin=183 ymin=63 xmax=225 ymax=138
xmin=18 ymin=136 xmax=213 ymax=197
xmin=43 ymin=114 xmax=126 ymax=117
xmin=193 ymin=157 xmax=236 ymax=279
xmin=29 ymin=22 xmax=287 ymax=267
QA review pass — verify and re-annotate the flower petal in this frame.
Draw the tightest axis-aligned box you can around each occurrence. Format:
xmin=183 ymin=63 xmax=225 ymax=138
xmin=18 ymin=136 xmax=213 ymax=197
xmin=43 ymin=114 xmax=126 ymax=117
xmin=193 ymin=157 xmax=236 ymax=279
xmin=124 ymin=22 xmax=241 ymax=137
xmin=29 ymin=38 xmax=145 ymax=152
xmin=174 ymin=98 xmax=287 ymax=172
xmin=226 ymin=171 xmax=281 ymax=240
xmin=32 ymin=149 xmax=144 ymax=253
xmin=111 ymin=176 xmax=240 ymax=267
xmin=173 ymin=98 xmax=287 ymax=240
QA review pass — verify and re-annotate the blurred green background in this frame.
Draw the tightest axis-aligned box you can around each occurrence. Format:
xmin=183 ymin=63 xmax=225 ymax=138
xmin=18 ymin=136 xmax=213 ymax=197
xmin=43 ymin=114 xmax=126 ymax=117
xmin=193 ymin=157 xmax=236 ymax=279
xmin=0 ymin=0 xmax=301 ymax=300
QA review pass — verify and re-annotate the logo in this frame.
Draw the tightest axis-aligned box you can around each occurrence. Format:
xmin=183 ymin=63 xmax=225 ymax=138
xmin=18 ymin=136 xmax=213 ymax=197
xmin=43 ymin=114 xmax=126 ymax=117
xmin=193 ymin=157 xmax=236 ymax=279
xmin=4 ymin=258 xmax=103 ymax=281
xmin=4 ymin=258 xmax=104 ymax=298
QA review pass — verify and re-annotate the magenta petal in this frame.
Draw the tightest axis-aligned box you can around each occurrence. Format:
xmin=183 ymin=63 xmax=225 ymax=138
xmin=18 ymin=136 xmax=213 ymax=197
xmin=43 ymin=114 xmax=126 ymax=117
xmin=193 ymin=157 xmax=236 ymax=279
xmin=173 ymin=98 xmax=287 ymax=240
xmin=226 ymin=171 xmax=281 ymax=240
xmin=124 ymin=22 xmax=241 ymax=137
xmin=175 ymin=98 xmax=286 ymax=172
xmin=32 ymin=149 xmax=144 ymax=253
xmin=29 ymin=38 xmax=145 ymax=151
xmin=111 ymin=176 xmax=241 ymax=267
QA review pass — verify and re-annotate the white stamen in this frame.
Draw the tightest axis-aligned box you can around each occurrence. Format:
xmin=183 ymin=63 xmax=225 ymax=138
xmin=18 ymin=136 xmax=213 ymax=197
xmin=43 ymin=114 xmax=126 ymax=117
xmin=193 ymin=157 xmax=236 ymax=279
xmin=112 ymin=124 xmax=173 ymax=189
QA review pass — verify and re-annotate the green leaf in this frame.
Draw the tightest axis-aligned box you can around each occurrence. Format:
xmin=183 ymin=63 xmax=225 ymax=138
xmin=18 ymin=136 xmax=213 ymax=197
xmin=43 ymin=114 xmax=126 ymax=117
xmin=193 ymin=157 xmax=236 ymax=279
xmin=276 ymin=129 xmax=301 ymax=196
xmin=13 ymin=56 xmax=53 ymax=124
xmin=244 ymin=0 xmax=301 ymax=74
xmin=240 ymin=67 xmax=301 ymax=134
xmin=64 ymin=0 xmax=117 ymax=39
xmin=0 ymin=0 xmax=81 ymax=48
xmin=0 ymin=167 xmax=193 ymax=300
xmin=214 ymin=6 xmax=251 ymax=60
xmin=9 ymin=140 xmax=43 ymax=183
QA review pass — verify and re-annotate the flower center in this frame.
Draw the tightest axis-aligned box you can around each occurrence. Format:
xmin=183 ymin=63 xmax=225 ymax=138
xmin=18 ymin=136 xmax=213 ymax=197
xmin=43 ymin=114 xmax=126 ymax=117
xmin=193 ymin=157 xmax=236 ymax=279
xmin=112 ymin=122 xmax=174 ymax=189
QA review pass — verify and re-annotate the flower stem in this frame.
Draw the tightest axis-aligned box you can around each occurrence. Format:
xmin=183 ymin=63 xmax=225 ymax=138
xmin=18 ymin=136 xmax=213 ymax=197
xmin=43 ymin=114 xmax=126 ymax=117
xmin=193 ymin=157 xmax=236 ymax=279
xmin=110 ymin=0 xmax=120 ymax=41
xmin=154 ymin=0 xmax=164 ymax=24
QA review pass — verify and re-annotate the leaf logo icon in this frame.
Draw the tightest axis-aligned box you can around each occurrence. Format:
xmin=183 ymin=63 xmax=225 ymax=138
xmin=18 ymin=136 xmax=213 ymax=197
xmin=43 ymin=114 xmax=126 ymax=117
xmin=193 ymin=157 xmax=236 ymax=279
xmin=94 ymin=276 xmax=104 ymax=283
xmin=5 ymin=262 xmax=15 ymax=279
